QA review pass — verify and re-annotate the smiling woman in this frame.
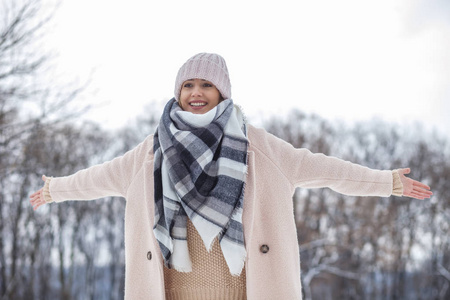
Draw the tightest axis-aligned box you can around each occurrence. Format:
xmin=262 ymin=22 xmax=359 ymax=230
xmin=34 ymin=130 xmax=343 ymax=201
xmin=175 ymin=53 xmax=231 ymax=114
xmin=30 ymin=52 xmax=432 ymax=300
xmin=178 ymin=79 xmax=222 ymax=114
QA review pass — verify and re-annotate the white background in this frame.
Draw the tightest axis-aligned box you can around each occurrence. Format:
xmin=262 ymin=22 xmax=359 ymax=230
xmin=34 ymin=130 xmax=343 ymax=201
xmin=44 ymin=0 xmax=450 ymax=134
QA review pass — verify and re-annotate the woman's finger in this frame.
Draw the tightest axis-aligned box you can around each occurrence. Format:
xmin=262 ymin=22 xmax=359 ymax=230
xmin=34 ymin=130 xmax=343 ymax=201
xmin=32 ymin=198 xmax=45 ymax=210
xmin=30 ymin=195 xmax=38 ymax=204
xmin=30 ymin=189 xmax=42 ymax=201
xmin=407 ymin=191 xmax=424 ymax=199
xmin=398 ymin=168 xmax=411 ymax=175
xmin=412 ymin=181 xmax=431 ymax=190
xmin=29 ymin=189 xmax=41 ymax=198
xmin=415 ymin=189 xmax=433 ymax=197
xmin=413 ymin=185 xmax=433 ymax=195
xmin=30 ymin=195 xmax=39 ymax=204
xmin=405 ymin=188 xmax=432 ymax=200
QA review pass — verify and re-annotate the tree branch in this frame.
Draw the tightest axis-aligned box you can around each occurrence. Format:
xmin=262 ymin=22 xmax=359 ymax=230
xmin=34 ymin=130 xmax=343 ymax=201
xmin=438 ymin=263 xmax=450 ymax=281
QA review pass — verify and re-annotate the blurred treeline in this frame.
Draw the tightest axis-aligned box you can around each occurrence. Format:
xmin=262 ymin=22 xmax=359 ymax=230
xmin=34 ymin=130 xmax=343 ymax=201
xmin=1 ymin=0 xmax=449 ymax=299
xmin=265 ymin=113 xmax=450 ymax=300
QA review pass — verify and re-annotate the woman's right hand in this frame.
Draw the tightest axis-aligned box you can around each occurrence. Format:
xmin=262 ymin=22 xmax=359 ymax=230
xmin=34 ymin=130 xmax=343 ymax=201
xmin=397 ymin=168 xmax=433 ymax=200
xmin=29 ymin=175 xmax=48 ymax=210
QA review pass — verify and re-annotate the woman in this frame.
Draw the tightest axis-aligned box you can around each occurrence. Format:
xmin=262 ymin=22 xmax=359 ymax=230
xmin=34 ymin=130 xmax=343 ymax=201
xmin=30 ymin=53 xmax=432 ymax=300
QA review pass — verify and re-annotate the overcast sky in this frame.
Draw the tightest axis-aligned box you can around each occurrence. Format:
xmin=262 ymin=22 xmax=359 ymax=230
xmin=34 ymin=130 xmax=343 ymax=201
xmin=44 ymin=0 xmax=450 ymax=135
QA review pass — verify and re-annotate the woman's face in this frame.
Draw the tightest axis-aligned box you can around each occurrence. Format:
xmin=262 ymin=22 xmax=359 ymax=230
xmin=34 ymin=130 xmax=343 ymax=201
xmin=179 ymin=79 xmax=222 ymax=114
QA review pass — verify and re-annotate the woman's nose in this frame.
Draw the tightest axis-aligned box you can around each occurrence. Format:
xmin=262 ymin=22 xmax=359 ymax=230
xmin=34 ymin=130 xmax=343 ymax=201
xmin=191 ymin=85 xmax=202 ymax=96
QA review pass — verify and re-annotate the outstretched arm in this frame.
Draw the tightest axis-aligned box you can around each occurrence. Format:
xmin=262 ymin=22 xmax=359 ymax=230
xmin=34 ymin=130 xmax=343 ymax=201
xmin=29 ymin=175 xmax=49 ymax=210
xmin=397 ymin=168 xmax=433 ymax=200
xmin=29 ymin=135 xmax=154 ymax=208
xmin=249 ymin=125 xmax=433 ymax=199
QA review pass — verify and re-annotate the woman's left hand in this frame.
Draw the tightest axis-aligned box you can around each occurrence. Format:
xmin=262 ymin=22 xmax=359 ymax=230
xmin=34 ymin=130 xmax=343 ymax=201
xmin=397 ymin=168 xmax=433 ymax=200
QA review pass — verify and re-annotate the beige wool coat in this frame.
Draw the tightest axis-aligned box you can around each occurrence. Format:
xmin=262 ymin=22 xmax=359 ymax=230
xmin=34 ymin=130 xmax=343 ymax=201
xmin=48 ymin=124 xmax=394 ymax=300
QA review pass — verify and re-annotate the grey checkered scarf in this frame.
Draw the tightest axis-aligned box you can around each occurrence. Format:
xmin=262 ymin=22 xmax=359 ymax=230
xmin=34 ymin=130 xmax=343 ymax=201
xmin=153 ymin=98 xmax=248 ymax=276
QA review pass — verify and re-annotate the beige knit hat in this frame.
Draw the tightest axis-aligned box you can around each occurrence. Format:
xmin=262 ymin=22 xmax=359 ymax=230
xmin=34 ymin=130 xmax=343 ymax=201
xmin=174 ymin=53 xmax=231 ymax=101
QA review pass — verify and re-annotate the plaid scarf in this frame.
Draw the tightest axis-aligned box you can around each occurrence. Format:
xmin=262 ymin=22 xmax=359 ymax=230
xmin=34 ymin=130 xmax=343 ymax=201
xmin=153 ymin=98 xmax=248 ymax=276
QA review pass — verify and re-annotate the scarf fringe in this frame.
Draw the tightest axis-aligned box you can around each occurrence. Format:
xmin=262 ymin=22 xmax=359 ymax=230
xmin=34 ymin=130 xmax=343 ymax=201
xmin=220 ymin=237 xmax=247 ymax=276
xmin=169 ymin=239 xmax=193 ymax=272
xmin=191 ymin=215 xmax=223 ymax=252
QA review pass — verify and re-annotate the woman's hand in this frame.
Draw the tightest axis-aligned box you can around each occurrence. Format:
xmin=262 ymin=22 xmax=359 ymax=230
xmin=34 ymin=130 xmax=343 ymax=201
xmin=29 ymin=175 xmax=48 ymax=210
xmin=397 ymin=168 xmax=433 ymax=200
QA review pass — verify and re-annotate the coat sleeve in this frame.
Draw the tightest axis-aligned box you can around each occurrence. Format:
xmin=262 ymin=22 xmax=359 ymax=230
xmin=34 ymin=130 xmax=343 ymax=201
xmin=248 ymin=125 xmax=393 ymax=197
xmin=49 ymin=135 xmax=154 ymax=202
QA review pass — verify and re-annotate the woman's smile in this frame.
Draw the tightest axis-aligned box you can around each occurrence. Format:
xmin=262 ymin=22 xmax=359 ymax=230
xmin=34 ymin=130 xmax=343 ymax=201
xmin=179 ymin=79 xmax=222 ymax=114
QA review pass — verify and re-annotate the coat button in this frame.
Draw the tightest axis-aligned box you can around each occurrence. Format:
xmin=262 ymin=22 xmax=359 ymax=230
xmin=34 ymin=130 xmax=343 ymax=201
xmin=147 ymin=251 xmax=152 ymax=260
xmin=260 ymin=244 xmax=269 ymax=254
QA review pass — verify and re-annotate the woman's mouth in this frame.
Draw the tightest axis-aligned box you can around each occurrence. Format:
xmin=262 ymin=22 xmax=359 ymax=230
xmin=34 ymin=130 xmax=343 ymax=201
xmin=190 ymin=102 xmax=207 ymax=107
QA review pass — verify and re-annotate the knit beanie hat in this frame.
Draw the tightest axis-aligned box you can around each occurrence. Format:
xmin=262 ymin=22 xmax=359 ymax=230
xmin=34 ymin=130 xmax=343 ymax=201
xmin=174 ymin=53 xmax=231 ymax=101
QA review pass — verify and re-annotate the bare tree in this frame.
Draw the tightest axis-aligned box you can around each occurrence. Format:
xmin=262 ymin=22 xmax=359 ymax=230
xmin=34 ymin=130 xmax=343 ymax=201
xmin=0 ymin=0 xmax=92 ymax=299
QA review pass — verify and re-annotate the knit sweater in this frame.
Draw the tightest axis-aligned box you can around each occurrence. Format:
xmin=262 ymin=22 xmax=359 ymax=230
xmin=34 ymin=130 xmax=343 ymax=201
xmin=164 ymin=219 xmax=247 ymax=300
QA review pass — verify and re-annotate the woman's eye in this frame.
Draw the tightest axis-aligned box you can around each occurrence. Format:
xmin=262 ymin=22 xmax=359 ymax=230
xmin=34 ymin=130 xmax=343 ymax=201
xmin=183 ymin=83 xmax=193 ymax=88
xmin=203 ymin=83 xmax=213 ymax=88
